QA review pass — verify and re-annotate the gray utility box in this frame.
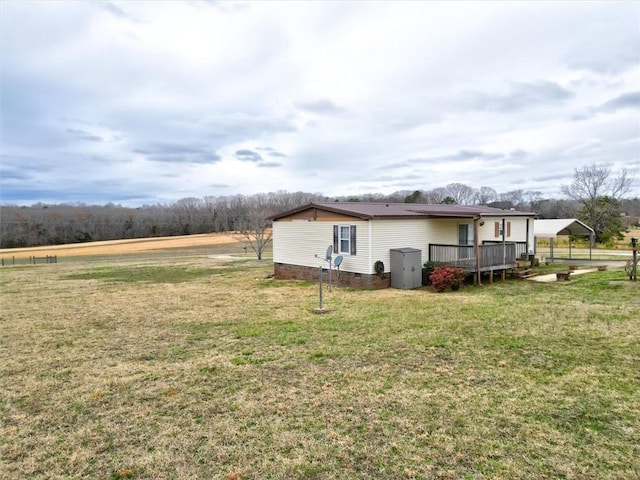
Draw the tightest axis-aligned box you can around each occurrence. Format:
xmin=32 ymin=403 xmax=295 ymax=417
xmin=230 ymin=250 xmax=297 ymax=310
xmin=390 ymin=247 xmax=422 ymax=289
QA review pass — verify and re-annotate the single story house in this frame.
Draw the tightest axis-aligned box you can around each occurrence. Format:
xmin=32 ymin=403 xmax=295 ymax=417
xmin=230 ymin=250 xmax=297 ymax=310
xmin=270 ymin=202 xmax=536 ymax=288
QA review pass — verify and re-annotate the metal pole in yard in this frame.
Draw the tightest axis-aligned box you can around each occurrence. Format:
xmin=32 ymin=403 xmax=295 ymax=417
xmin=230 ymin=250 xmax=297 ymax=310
xmin=632 ymin=238 xmax=638 ymax=282
xmin=318 ymin=266 xmax=324 ymax=309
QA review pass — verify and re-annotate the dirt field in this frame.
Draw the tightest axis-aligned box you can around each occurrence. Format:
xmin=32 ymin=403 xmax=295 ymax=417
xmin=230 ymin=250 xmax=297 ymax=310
xmin=0 ymin=233 xmax=240 ymax=259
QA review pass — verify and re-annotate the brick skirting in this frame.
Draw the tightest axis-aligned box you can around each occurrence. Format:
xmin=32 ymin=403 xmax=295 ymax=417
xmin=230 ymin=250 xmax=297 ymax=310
xmin=274 ymin=263 xmax=390 ymax=289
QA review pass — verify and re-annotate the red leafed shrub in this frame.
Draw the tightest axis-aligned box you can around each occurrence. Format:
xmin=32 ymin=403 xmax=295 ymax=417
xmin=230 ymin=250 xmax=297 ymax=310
xmin=430 ymin=266 xmax=466 ymax=292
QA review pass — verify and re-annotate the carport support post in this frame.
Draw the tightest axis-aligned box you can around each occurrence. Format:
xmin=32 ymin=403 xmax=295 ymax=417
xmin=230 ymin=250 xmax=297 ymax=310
xmin=569 ymin=235 xmax=572 ymax=259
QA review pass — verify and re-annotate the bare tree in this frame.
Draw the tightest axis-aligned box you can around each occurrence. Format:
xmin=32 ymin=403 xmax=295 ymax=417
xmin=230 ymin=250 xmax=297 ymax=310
xmin=424 ymin=187 xmax=448 ymax=204
xmin=174 ymin=197 xmax=206 ymax=234
xmin=233 ymin=195 xmax=274 ymax=260
xmin=522 ymin=190 xmax=543 ymax=212
xmin=535 ymin=199 xmax=579 ymax=219
xmin=445 ymin=183 xmax=476 ymax=205
xmin=499 ymin=189 xmax=525 ymax=209
xmin=475 ymin=186 xmax=498 ymax=205
xmin=561 ymin=163 xmax=633 ymax=242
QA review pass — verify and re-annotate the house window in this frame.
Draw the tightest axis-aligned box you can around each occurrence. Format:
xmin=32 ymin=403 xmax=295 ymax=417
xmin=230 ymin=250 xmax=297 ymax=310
xmin=458 ymin=224 xmax=473 ymax=260
xmin=340 ymin=226 xmax=350 ymax=253
xmin=458 ymin=224 xmax=473 ymax=245
xmin=494 ymin=220 xmax=512 ymax=239
xmin=333 ymin=225 xmax=357 ymax=255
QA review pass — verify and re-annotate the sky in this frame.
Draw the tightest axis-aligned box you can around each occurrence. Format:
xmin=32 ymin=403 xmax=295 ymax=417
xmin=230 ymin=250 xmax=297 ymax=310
xmin=1 ymin=1 xmax=639 ymax=207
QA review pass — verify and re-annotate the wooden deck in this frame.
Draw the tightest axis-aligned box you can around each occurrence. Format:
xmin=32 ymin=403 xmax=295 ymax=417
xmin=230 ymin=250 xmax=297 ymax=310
xmin=429 ymin=242 xmax=527 ymax=272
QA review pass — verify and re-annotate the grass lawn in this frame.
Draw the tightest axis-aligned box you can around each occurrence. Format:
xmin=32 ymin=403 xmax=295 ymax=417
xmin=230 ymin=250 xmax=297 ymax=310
xmin=1 ymin=255 xmax=639 ymax=479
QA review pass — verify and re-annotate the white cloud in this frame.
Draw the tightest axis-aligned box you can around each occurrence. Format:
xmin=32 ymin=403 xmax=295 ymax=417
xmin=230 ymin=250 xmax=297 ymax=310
xmin=1 ymin=0 xmax=638 ymax=205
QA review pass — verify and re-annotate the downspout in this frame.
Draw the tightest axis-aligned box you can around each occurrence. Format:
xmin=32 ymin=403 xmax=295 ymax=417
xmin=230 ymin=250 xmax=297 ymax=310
xmin=368 ymin=220 xmax=372 ymax=274
xmin=474 ymin=216 xmax=482 ymax=286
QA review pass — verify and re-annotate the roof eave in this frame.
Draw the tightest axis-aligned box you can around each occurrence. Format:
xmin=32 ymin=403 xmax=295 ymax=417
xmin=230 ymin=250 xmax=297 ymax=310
xmin=270 ymin=202 xmax=373 ymax=221
xmin=478 ymin=211 xmax=536 ymax=217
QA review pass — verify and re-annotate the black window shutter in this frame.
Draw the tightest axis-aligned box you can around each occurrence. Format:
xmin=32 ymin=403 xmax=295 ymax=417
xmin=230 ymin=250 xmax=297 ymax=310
xmin=333 ymin=225 xmax=339 ymax=253
xmin=350 ymin=225 xmax=357 ymax=255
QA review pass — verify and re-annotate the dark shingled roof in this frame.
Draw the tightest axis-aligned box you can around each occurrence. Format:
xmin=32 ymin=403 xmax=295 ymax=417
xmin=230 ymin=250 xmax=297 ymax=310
xmin=271 ymin=202 xmax=535 ymax=220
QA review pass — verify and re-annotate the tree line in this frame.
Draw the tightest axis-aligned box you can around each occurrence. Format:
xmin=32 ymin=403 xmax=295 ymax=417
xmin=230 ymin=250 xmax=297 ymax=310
xmin=0 ymin=192 xmax=322 ymax=249
xmin=1 ymin=165 xmax=638 ymax=249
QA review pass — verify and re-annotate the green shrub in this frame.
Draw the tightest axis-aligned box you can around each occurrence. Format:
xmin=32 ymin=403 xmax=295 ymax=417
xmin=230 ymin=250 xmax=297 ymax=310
xmin=422 ymin=261 xmax=442 ymax=285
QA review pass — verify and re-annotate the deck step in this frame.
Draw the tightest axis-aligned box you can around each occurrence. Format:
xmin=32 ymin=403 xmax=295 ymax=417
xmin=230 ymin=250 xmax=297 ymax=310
xmin=511 ymin=268 xmax=533 ymax=279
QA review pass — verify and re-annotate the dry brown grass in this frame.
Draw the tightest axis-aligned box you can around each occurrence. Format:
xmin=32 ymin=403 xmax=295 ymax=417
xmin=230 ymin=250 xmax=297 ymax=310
xmin=0 ymin=232 xmax=239 ymax=259
xmin=1 ymin=254 xmax=639 ymax=479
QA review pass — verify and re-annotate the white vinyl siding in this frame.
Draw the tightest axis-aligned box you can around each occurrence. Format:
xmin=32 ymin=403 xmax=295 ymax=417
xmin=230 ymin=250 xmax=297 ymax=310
xmin=369 ymin=219 xmax=475 ymax=273
xmin=424 ymin=219 xmax=462 ymax=245
xmin=508 ymin=218 xmax=530 ymax=243
xmin=369 ymin=219 xmax=431 ymax=273
xmin=273 ymin=220 xmax=369 ymax=274
xmin=478 ymin=217 xmax=530 ymax=244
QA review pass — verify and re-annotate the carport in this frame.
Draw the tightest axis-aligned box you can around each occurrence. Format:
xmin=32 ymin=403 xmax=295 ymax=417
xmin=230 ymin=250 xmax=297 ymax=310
xmin=534 ymin=219 xmax=595 ymax=262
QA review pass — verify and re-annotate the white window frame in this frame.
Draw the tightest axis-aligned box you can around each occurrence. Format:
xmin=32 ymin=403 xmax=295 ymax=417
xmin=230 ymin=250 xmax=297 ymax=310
xmin=338 ymin=225 xmax=351 ymax=255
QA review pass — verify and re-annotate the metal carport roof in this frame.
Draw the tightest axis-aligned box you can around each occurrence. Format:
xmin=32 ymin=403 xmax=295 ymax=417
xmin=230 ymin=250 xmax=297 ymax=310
xmin=534 ymin=219 xmax=595 ymax=262
xmin=534 ymin=219 xmax=594 ymax=239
